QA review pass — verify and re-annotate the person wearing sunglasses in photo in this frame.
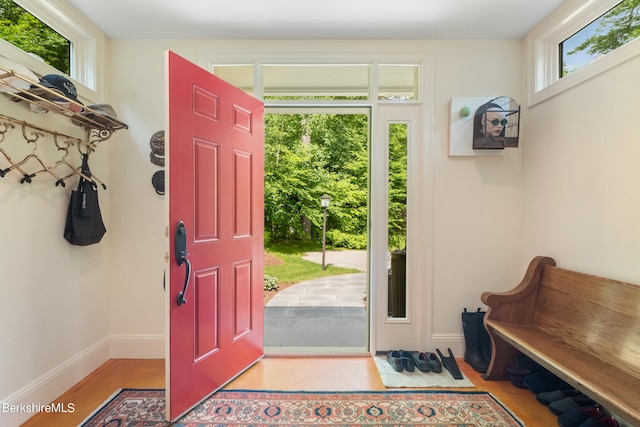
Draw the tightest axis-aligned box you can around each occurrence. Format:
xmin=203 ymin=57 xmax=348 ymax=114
xmin=473 ymin=102 xmax=510 ymax=149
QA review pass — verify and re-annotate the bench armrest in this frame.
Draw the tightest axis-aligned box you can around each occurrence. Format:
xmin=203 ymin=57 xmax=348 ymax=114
xmin=481 ymin=256 xmax=556 ymax=324
xmin=481 ymin=256 xmax=556 ymax=380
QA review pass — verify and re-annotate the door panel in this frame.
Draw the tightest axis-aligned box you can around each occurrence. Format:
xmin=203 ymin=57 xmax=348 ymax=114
xmin=233 ymin=150 xmax=253 ymax=236
xmin=167 ymin=51 xmax=264 ymax=421
xmin=194 ymin=268 xmax=219 ymax=361
xmin=194 ymin=139 xmax=219 ymax=241
xmin=233 ymin=260 xmax=253 ymax=338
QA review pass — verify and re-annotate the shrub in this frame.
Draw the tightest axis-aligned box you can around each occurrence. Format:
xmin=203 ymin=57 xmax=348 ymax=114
xmin=326 ymin=230 xmax=367 ymax=249
xmin=264 ymin=274 xmax=279 ymax=291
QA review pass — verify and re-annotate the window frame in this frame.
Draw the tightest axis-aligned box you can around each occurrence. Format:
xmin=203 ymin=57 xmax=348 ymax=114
xmin=1 ymin=0 xmax=103 ymax=100
xmin=208 ymin=60 xmax=422 ymax=105
xmin=527 ymin=0 xmax=640 ymax=106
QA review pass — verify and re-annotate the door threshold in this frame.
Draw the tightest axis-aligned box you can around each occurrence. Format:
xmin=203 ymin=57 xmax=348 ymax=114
xmin=265 ymin=346 xmax=369 ymax=357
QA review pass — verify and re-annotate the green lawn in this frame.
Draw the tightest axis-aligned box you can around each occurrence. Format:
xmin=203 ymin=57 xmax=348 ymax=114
xmin=265 ymin=240 xmax=360 ymax=283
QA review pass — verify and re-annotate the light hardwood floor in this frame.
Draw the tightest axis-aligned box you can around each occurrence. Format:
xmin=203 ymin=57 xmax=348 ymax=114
xmin=21 ymin=357 xmax=557 ymax=426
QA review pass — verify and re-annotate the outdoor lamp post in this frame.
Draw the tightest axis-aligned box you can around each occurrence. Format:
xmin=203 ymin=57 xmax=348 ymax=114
xmin=320 ymin=194 xmax=331 ymax=270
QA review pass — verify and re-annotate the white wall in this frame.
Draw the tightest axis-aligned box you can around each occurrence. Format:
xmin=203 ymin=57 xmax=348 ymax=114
xmin=105 ymin=41 xmax=167 ymax=355
xmin=0 ymin=96 xmax=112 ymax=426
xmin=106 ymin=38 xmax=526 ymax=355
xmin=521 ymin=53 xmax=640 ymax=284
xmin=430 ymin=40 xmax=524 ymax=341
xmin=4 ymin=4 xmax=638 ymax=423
xmin=0 ymin=35 xmax=528 ymax=427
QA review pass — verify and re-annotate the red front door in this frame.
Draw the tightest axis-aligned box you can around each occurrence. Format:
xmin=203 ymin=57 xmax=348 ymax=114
xmin=166 ymin=51 xmax=265 ymax=421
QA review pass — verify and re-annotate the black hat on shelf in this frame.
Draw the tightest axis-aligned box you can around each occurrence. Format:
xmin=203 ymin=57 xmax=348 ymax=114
xmin=30 ymin=74 xmax=84 ymax=113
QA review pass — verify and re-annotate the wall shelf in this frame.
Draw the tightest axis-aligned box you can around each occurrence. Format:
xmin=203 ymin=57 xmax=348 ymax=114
xmin=0 ymin=64 xmax=128 ymax=151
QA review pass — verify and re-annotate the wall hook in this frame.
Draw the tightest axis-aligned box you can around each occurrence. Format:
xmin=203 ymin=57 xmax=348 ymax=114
xmin=52 ymin=133 xmax=74 ymax=161
xmin=0 ymin=122 xmax=15 ymax=143
xmin=21 ymin=124 xmax=44 ymax=150
xmin=77 ymin=141 xmax=95 ymax=155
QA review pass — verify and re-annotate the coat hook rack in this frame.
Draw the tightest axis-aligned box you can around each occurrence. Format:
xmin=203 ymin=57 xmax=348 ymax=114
xmin=0 ymin=113 xmax=87 ymax=152
xmin=1 ymin=64 xmax=127 ymax=189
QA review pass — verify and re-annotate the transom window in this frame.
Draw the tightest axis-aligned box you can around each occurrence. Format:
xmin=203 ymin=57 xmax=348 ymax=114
xmin=560 ymin=0 xmax=640 ymax=77
xmin=263 ymin=64 xmax=370 ymax=100
xmin=212 ymin=63 xmax=420 ymax=102
xmin=0 ymin=0 xmax=99 ymax=94
xmin=0 ymin=0 xmax=70 ymax=74
xmin=527 ymin=0 xmax=640 ymax=105
xmin=378 ymin=65 xmax=419 ymax=101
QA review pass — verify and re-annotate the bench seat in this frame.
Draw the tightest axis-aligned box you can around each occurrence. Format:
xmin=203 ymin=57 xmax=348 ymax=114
xmin=487 ymin=320 xmax=640 ymax=425
xmin=481 ymin=256 xmax=640 ymax=426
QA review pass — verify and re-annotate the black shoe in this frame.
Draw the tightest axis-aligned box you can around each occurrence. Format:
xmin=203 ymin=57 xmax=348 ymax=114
xmin=536 ymin=389 xmax=582 ymax=406
xmin=548 ymin=396 xmax=597 ymax=416
xmin=426 ymin=352 xmax=442 ymax=373
xmin=523 ymin=371 xmax=572 ymax=393
xmin=413 ymin=352 xmax=431 ymax=373
xmin=387 ymin=350 xmax=403 ymax=372
xmin=400 ymin=350 xmax=415 ymax=372
xmin=506 ymin=362 xmax=532 ymax=388
xmin=557 ymin=406 xmax=602 ymax=427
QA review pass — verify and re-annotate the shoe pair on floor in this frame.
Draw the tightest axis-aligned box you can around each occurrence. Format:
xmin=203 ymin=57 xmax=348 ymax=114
xmin=509 ymin=354 xmax=620 ymax=427
xmin=506 ymin=354 xmax=573 ymax=394
xmin=557 ymin=407 xmax=618 ymax=427
xmin=531 ymin=373 xmax=619 ymax=427
xmin=386 ymin=350 xmax=442 ymax=373
xmin=539 ymin=392 xmax=618 ymax=427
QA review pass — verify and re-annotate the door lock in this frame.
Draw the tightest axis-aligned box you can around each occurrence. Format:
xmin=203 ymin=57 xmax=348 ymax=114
xmin=175 ymin=221 xmax=191 ymax=306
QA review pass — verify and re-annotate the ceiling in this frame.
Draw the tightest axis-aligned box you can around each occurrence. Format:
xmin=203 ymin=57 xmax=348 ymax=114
xmin=66 ymin=0 xmax=566 ymax=40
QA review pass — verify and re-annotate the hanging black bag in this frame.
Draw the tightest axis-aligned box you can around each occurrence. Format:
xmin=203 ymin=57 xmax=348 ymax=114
xmin=64 ymin=153 xmax=106 ymax=245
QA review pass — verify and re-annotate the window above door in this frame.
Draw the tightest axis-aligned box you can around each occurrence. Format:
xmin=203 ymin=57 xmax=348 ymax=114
xmin=211 ymin=63 xmax=420 ymax=103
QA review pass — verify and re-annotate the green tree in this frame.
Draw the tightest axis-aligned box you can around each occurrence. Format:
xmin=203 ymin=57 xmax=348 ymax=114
xmin=264 ymin=114 xmax=327 ymax=241
xmin=388 ymin=124 xmax=407 ymax=250
xmin=264 ymin=110 xmax=409 ymax=250
xmin=307 ymin=113 xmax=369 ymax=243
xmin=264 ymin=112 xmax=371 ymax=248
xmin=0 ymin=0 xmax=70 ymax=73
xmin=570 ymin=0 xmax=640 ymax=56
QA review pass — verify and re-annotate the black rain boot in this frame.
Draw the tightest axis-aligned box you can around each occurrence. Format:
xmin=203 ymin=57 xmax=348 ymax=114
xmin=462 ymin=307 xmax=489 ymax=373
xmin=477 ymin=309 xmax=492 ymax=367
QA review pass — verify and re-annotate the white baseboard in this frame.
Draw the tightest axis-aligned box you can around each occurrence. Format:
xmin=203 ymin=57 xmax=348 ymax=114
xmin=1 ymin=334 xmax=165 ymax=427
xmin=109 ymin=334 xmax=165 ymax=359
xmin=1 ymin=337 xmax=110 ymax=427
xmin=430 ymin=333 xmax=465 ymax=358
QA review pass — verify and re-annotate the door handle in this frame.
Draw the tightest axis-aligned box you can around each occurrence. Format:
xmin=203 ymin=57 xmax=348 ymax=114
xmin=175 ymin=221 xmax=191 ymax=306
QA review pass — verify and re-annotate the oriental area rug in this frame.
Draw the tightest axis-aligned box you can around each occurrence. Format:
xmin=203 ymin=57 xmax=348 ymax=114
xmin=80 ymin=388 xmax=524 ymax=426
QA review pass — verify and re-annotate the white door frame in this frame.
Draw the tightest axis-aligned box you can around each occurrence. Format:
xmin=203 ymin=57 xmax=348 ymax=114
xmin=369 ymin=103 xmax=433 ymax=354
xmin=199 ymin=50 xmax=436 ymax=355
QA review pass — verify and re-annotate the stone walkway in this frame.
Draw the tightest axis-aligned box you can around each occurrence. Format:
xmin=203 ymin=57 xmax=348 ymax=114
xmin=265 ymin=250 xmax=367 ymax=348
xmin=266 ymin=272 xmax=366 ymax=310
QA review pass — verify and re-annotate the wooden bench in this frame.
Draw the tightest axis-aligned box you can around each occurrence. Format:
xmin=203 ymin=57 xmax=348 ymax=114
xmin=481 ymin=256 xmax=640 ymax=426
